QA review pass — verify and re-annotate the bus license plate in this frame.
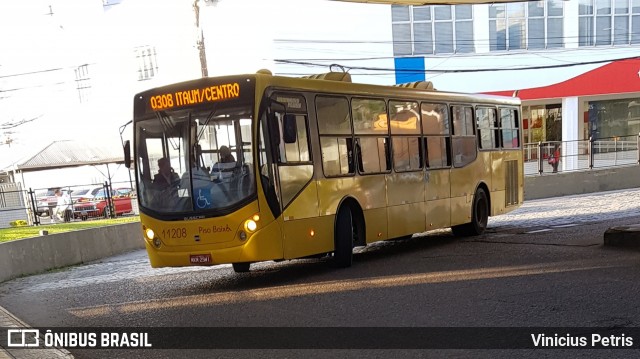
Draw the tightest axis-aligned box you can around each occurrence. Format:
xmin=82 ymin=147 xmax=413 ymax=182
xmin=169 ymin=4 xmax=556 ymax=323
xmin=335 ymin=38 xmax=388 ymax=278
xmin=190 ymin=254 xmax=212 ymax=264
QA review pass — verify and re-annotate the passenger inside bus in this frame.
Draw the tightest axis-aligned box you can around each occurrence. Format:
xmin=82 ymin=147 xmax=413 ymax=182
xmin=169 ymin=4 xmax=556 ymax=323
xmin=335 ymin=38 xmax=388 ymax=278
xmin=211 ymin=145 xmax=237 ymax=182
xmin=153 ymin=157 xmax=179 ymax=188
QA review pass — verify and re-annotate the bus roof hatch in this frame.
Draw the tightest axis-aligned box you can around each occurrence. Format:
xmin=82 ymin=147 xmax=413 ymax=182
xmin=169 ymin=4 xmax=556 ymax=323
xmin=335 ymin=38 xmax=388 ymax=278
xmin=393 ymin=81 xmax=436 ymax=91
xmin=300 ymin=72 xmax=352 ymax=83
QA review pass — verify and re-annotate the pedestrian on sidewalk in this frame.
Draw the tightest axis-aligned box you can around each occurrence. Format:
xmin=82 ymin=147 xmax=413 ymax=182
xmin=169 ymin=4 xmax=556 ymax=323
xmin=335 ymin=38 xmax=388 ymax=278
xmin=548 ymin=144 xmax=560 ymax=173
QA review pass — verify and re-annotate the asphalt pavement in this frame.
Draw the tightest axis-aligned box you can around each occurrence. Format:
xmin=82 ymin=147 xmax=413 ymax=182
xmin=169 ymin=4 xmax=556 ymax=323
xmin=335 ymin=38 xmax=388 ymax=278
xmin=2 ymin=187 xmax=640 ymax=358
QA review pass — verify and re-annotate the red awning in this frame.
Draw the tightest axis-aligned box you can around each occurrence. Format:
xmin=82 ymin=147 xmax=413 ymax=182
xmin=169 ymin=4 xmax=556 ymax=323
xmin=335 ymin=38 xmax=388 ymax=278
xmin=485 ymin=59 xmax=640 ymax=101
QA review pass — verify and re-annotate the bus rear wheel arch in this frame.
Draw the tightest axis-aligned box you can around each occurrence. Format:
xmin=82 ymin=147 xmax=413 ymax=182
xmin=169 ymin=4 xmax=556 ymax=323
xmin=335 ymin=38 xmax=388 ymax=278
xmin=451 ymin=186 xmax=489 ymax=237
xmin=333 ymin=199 xmax=365 ymax=268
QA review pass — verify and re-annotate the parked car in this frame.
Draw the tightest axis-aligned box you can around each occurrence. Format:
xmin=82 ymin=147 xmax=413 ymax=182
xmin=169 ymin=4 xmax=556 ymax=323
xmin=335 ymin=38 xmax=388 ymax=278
xmin=73 ymin=187 xmax=134 ymax=219
xmin=35 ymin=188 xmax=64 ymax=217
xmin=71 ymin=186 xmax=105 ymax=219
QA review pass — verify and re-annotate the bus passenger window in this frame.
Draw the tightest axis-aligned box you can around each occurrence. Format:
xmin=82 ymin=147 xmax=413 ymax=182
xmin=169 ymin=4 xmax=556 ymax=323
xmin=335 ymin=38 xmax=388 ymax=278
xmin=282 ymin=115 xmax=311 ymax=162
xmin=352 ymin=98 xmax=390 ymax=174
xmin=452 ymin=105 xmax=477 ymax=167
xmin=357 ymin=137 xmax=389 ymax=173
xmin=500 ymin=108 xmax=520 ymax=149
xmin=390 ymin=100 xmax=422 ymax=172
xmin=316 ymin=95 xmax=354 ymax=177
xmin=422 ymin=103 xmax=451 ymax=169
xmin=476 ymin=107 xmax=499 ymax=149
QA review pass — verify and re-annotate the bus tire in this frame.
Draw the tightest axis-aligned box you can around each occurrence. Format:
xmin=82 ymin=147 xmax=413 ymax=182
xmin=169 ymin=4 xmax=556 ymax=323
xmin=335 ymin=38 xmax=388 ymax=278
xmin=451 ymin=188 xmax=489 ymax=237
xmin=333 ymin=207 xmax=355 ymax=268
xmin=232 ymin=262 xmax=250 ymax=273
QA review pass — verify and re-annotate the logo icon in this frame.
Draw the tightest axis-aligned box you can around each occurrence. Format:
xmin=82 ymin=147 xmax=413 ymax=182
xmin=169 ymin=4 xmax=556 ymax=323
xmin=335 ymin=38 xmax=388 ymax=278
xmin=7 ymin=329 xmax=40 ymax=347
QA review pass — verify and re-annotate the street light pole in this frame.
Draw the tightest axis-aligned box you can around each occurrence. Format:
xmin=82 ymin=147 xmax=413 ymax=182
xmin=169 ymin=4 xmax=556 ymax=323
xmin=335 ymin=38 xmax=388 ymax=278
xmin=193 ymin=0 xmax=208 ymax=78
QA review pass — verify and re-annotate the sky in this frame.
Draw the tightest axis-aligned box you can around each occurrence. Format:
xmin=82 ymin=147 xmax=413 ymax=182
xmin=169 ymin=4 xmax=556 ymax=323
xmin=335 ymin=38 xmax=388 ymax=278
xmin=1 ymin=0 xmax=637 ymax=188
xmin=0 ymin=0 xmax=393 ymax=174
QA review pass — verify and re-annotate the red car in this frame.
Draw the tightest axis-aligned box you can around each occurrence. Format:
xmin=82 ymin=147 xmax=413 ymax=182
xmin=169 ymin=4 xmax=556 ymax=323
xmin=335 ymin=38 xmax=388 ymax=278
xmin=74 ymin=188 xmax=134 ymax=219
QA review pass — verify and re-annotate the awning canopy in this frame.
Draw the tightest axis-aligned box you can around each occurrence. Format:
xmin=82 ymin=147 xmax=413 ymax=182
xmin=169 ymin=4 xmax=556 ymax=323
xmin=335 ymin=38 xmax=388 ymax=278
xmin=6 ymin=140 xmax=124 ymax=173
xmin=485 ymin=59 xmax=640 ymax=101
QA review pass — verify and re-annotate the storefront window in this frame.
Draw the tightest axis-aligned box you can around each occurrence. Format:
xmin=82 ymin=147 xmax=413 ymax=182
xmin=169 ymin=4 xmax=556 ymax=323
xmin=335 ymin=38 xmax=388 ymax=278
xmin=522 ymin=105 xmax=562 ymax=143
xmin=588 ymin=98 xmax=640 ymax=139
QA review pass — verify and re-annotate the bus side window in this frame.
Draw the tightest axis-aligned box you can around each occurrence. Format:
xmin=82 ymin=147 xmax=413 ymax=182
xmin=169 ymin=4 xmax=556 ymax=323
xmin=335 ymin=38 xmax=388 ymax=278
xmin=421 ymin=102 xmax=450 ymax=169
xmin=316 ymin=95 xmax=354 ymax=177
xmin=499 ymin=107 xmax=520 ymax=149
xmin=389 ymin=100 xmax=421 ymax=172
xmin=451 ymin=105 xmax=477 ymax=167
xmin=281 ymin=114 xmax=311 ymax=163
xmin=352 ymin=97 xmax=390 ymax=174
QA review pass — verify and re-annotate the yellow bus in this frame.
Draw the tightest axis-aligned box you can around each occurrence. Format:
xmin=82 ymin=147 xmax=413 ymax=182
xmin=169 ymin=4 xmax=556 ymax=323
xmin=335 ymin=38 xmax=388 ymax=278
xmin=125 ymin=70 xmax=523 ymax=273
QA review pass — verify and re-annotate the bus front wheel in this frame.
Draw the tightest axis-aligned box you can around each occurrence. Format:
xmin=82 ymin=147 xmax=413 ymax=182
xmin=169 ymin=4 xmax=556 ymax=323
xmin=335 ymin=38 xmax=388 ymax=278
xmin=333 ymin=207 xmax=355 ymax=268
xmin=451 ymin=188 xmax=489 ymax=237
xmin=232 ymin=262 xmax=250 ymax=273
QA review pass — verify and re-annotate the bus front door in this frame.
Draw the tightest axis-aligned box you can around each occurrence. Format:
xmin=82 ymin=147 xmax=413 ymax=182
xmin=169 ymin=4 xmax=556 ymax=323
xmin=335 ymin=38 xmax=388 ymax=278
xmin=271 ymin=109 xmax=328 ymax=259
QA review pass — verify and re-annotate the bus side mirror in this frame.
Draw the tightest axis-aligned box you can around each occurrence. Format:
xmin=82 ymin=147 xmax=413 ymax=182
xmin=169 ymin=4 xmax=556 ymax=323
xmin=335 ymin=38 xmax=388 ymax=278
xmin=123 ymin=140 xmax=131 ymax=169
xmin=268 ymin=113 xmax=281 ymax=147
xmin=283 ymin=114 xmax=297 ymax=144
xmin=267 ymin=99 xmax=286 ymax=147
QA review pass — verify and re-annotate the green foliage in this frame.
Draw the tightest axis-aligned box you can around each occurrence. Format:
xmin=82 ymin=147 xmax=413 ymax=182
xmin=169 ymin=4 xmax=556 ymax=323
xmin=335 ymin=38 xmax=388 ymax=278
xmin=0 ymin=216 xmax=140 ymax=243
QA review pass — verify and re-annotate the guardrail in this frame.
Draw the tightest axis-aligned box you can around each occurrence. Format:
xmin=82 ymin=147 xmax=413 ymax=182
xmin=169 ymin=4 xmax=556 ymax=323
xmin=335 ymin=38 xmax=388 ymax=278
xmin=523 ymin=134 xmax=640 ymax=176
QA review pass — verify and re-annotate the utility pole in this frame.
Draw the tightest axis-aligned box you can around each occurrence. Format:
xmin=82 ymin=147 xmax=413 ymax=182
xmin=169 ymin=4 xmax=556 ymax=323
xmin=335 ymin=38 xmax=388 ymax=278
xmin=193 ymin=0 xmax=208 ymax=78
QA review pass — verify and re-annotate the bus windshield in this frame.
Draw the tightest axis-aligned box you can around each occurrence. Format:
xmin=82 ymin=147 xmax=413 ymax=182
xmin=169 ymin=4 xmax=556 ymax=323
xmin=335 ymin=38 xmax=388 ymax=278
xmin=134 ymin=105 xmax=255 ymax=215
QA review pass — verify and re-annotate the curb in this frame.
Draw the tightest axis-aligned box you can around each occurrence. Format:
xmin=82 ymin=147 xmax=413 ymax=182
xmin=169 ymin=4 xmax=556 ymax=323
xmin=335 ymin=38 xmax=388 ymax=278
xmin=0 ymin=305 xmax=74 ymax=359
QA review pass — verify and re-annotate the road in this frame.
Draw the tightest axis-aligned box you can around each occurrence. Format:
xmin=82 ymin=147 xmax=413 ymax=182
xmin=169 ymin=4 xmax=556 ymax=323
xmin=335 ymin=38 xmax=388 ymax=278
xmin=2 ymin=189 xmax=640 ymax=358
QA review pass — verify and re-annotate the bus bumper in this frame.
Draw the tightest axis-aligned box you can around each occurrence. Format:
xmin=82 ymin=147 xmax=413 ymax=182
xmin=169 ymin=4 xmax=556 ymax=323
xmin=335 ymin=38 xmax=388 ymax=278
xmin=143 ymin=220 xmax=283 ymax=268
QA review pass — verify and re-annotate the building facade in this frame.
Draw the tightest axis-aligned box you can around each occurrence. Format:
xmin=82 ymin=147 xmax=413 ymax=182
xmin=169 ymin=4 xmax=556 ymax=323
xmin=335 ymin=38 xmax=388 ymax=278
xmin=387 ymin=0 xmax=640 ymax=171
xmin=390 ymin=1 xmax=640 ymax=145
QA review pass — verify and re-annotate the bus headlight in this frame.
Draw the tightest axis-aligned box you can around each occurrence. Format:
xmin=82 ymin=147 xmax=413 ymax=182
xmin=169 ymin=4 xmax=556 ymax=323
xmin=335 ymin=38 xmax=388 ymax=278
xmin=152 ymin=237 xmax=162 ymax=248
xmin=245 ymin=220 xmax=257 ymax=232
xmin=145 ymin=228 xmax=155 ymax=241
xmin=244 ymin=213 xmax=260 ymax=233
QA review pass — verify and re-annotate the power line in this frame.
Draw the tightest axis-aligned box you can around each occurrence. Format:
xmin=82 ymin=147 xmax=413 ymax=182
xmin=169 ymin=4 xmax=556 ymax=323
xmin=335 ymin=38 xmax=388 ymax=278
xmin=0 ymin=67 xmax=64 ymax=79
xmin=274 ymin=54 xmax=640 ymax=74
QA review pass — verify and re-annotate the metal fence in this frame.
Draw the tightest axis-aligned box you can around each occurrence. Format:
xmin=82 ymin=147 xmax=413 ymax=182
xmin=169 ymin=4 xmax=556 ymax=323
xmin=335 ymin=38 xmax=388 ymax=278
xmin=0 ymin=180 xmax=137 ymax=229
xmin=523 ymin=134 xmax=640 ymax=176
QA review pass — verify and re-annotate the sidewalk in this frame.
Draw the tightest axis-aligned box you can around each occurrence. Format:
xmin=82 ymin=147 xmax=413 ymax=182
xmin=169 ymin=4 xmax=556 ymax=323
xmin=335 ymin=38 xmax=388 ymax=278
xmin=0 ymin=305 xmax=73 ymax=359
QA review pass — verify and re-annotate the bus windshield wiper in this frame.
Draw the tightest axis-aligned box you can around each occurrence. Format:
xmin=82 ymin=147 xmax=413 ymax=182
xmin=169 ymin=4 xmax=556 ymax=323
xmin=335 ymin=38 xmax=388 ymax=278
xmin=156 ymin=111 xmax=181 ymax=151
xmin=196 ymin=106 xmax=218 ymax=142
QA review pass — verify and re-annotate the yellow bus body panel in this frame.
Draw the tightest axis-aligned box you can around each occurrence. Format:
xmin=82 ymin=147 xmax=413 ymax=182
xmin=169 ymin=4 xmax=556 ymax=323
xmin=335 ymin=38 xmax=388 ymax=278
xmin=140 ymin=203 xmax=285 ymax=268
xmin=425 ymin=169 xmax=451 ymax=229
xmin=450 ymin=153 xmax=491 ymax=226
xmin=283 ymin=215 xmax=334 ymax=259
xmin=386 ymin=171 xmax=426 ymax=238
xmin=364 ymin=207 xmax=388 ymax=244
xmin=282 ymin=181 xmax=334 ymax=259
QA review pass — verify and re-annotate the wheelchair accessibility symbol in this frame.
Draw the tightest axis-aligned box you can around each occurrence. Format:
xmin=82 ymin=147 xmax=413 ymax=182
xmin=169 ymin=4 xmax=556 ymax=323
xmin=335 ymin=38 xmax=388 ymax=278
xmin=196 ymin=189 xmax=211 ymax=209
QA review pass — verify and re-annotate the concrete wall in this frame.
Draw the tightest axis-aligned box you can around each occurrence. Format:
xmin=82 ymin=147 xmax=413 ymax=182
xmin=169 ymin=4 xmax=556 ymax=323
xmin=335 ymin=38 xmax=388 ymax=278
xmin=0 ymin=222 xmax=143 ymax=283
xmin=525 ymin=165 xmax=640 ymax=200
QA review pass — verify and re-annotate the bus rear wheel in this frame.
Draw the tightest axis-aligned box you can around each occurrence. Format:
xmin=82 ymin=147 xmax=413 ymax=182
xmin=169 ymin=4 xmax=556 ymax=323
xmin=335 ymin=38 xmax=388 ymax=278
xmin=232 ymin=262 xmax=250 ymax=273
xmin=333 ymin=207 xmax=355 ymax=268
xmin=451 ymin=188 xmax=489 ymax=237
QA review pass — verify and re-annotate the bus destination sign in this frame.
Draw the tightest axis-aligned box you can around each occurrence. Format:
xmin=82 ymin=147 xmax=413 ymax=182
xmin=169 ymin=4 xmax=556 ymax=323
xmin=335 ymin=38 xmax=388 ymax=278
xmin=149 ymin=82 xmax=241 ymax=111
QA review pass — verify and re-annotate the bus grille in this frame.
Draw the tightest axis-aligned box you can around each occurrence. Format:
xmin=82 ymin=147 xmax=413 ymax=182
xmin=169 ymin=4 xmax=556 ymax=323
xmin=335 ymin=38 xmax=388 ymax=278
xmin=505 ymin=160 xmax=519 ymax=206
